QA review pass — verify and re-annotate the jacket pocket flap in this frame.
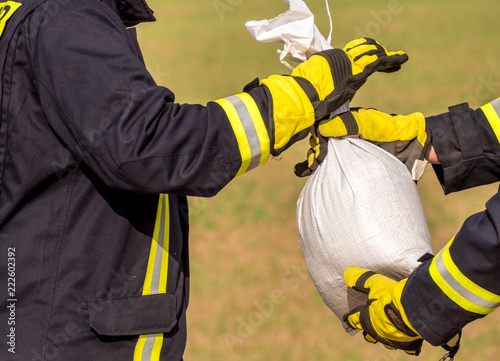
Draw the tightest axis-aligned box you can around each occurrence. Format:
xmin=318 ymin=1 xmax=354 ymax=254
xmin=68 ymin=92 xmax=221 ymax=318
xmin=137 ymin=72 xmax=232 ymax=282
xmin=88 ymin=293 xmax=177 ymax=337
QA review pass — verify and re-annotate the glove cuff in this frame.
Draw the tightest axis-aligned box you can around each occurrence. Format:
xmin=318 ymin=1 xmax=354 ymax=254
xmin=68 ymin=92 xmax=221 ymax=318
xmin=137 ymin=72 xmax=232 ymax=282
xmin=260 ymin=75 xmax=317 ymax=155
xmin=392 ymin=280 xmax=421 ymax=336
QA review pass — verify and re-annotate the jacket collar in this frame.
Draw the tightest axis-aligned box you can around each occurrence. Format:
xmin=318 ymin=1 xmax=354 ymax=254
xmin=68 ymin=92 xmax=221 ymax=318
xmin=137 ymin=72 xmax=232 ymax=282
xmin=101 ymin=0 xmax=156 ymax=27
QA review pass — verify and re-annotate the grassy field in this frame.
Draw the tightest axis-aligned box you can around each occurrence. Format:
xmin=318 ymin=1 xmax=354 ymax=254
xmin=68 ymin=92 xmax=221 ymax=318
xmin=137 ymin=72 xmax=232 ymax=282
xmin=138 ymin=0 xmax=500 ymax=360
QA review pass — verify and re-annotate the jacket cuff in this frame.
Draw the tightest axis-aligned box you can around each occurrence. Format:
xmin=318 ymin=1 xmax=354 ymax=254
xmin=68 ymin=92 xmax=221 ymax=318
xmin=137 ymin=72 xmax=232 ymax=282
xmin=401 ymin=259 xmax=483 ymax=346
xmin=427 ymin=103 xmax=500 ymax=194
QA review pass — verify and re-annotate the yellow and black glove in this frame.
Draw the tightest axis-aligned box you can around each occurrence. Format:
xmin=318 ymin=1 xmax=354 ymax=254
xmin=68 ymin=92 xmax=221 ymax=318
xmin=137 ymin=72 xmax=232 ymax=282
xmin=260 ymin=38 xmax=408 ymax=155
xmin=343 ymin=266 xmax=423 ymax=355
xmin=295 ymin=108 xmax=430 ymax=178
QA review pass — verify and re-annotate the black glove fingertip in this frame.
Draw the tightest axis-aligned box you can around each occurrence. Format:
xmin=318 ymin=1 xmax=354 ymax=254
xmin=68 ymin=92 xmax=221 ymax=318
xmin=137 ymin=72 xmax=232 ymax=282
xmin=294 ymin=161 xmax=312 ymax=177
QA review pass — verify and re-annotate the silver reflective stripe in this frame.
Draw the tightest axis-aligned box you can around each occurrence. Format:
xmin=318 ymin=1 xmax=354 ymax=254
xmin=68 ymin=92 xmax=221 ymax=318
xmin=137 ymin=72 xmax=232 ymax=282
xmin=141 ymin=335 xmax=158 ymax=360
xmin=435 ymin=251 xmax=500 ymax=310
xmin=133 ymin=194 xmax=169 ymax=361
xmin=225 ymin=95 xmax=262 ymax=172
xmin=150 ymin=195 xmax=168 ymax=294
xmin=491 ymin=98 xmax=500 ymax=116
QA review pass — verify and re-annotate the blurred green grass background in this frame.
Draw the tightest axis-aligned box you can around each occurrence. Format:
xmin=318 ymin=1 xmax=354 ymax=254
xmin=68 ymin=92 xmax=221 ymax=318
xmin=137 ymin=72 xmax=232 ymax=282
xmin=138 ymin=0 xmax=500 ymax=360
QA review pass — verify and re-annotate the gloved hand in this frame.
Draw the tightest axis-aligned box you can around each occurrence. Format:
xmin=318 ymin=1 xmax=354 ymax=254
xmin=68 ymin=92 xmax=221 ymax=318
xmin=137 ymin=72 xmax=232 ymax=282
xmin=260 ymin=38 xmax=408 ymax=155
xmin=295 ymin=108 xmax=430 ymax=178
xmin=290 ymin=37 xmax=408 ymax=119
xmin=343 ymin=266 xmax=423 ymax=355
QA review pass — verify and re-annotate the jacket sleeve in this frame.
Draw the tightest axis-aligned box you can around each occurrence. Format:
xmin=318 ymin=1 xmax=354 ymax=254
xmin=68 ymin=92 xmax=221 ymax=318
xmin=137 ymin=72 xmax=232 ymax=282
xmin=32 ymin=0 xmax=271 ymax=196
xmin=401 ymin=98 xmax=500 ymax=346
xmin=402 ymin=192 xmax=500 ymax=346
xmin=426 ymin=99 xmax=500 ymax=194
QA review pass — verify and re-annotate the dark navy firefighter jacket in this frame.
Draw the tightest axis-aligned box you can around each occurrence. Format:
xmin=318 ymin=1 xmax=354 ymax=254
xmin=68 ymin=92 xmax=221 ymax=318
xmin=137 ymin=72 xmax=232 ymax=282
xmin=0 ymin=0 xmax=272 ymax=360
xmin=403 ymin=100 xmax=500 ymax=346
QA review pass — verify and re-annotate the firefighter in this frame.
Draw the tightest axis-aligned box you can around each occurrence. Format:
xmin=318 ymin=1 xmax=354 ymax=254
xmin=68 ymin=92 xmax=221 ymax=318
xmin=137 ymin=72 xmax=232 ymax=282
xmin=306 ymin=98 xmax=500 ymax=357
xmin=0 ymin=0 xmax=408 ymax=359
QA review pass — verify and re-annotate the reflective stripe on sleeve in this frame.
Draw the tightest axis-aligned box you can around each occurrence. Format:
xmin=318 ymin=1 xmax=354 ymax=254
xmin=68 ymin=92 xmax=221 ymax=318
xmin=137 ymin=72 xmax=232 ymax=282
xmin=215 ymin=93 xmax=270 ymax=176
xmin=134 ymin=194 xmax=170 ymax=361
xmin=429 ymin=238 xmax=500 ymax=315
xmin=481 ymin=98 xmax=500 ymax=142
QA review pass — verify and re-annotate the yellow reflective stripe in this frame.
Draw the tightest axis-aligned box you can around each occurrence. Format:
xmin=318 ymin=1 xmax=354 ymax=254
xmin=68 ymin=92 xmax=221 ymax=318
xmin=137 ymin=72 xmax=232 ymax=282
xmin=0 ymin=1 xmax=21 ymax=38
xmin=142 ymin=194 xmax=170 ymax=295
xmin=215 ymin=93 xmax=270 ymax=176
xmin=481 ymin=98 xmax=500 ymax=142
xmin=216 ymin=97 xmax=251 ymax=176
xmin=134 ymin=194 xmax=170 ymax=361
xmin=441 ymin=243 xmax=500 ymax=305
xmin=141 ymin=202 xmax=160 ymax=295
xmin=134 ymin=335 xmax=147 ymax=360
xmin=157 ymin=197 xmax=170 ymax=293
xmin=429 ymin=238 xmax=500 ymax=315
xmin=134 ymin=334 xmax=164 ymax=361
xmin=238 ymin=93 xmax=270 ymax=167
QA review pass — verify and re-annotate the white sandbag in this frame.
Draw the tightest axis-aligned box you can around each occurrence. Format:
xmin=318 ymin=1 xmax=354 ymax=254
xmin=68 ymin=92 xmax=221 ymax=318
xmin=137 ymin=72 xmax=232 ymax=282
xmin=296 ymin=137 xmax=433 ymax=331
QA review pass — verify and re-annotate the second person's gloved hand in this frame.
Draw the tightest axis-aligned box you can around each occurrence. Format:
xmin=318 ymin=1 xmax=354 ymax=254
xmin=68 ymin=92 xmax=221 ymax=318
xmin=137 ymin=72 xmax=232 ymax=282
xmin=342 ymin=265 xmax=462 ymax=359
xmin=295 ymin=108 xmax=430 ymax=178
xmin=343 ymin=266 xmax=424 ymax=355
